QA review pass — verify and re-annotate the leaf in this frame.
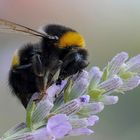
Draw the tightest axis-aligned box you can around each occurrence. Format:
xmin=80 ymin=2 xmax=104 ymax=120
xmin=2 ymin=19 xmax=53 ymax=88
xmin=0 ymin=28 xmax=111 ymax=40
xmin=26 ymin=102 xmax=36 ymax=129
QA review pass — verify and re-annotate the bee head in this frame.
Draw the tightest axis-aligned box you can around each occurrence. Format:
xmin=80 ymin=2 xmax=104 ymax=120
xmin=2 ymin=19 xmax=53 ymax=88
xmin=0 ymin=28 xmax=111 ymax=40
xmin=58 ymin=48 xmax=89 ymax=82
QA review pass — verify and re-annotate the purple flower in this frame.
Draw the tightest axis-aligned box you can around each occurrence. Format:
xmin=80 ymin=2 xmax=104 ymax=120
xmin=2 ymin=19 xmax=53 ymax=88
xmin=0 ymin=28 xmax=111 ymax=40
xmin=2 ymin=52 xmax=140 ymax=140
xmin=47 ymin=114 xmax=72 ymax=139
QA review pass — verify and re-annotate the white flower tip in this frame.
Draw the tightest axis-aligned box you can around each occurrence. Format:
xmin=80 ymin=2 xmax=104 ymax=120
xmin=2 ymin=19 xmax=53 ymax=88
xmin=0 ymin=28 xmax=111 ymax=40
xmin=78 ymin=70 xmax=89 ymax=79
xmin=96 ymin=102 xmax=104 ymax=112
xmin=127 ymin=54 xmax=140 ymax=65
xmin=120 ymin=76 xmax=140 ymax=91
xmin=114 ymin=75 xmax=123 ymax=84
xmin=69 ymin=128 xmax=94 ymax=136
xmin=115 ymin=52 xmax=128 ymax=61
xmin=79 ymin=78 xmax=89 ymax=87
xmin=90 ymin=66 xmax=100 ymax=72
xmin=120 ymin=52 xmax=129 ymax=58
xmin=101 ymin=95 xmax=119 ymax=105
xmin=135 ymin=76 xmax=140 ymax=85
xmin=47 ymin=80 xmax=67 ymax=98
xmin=108 ymin=96 xmax=119 ymax=105
xmin=89 ymin=66 xmax=102 ymax=77
xmin=87 ymin=115 xmax=99 ymax=126
xmin=86 ymin=129 xmax=94 ymax=135
xmin=90 ymin=102 xmax=104 ymax=113
xmin=111 ymin=52 xmax=128 ymax=64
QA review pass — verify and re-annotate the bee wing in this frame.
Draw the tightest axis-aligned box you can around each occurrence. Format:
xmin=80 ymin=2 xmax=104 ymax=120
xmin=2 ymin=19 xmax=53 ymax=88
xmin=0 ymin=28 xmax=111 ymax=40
xmin=0 ymin=19 xmax=58 ymax=40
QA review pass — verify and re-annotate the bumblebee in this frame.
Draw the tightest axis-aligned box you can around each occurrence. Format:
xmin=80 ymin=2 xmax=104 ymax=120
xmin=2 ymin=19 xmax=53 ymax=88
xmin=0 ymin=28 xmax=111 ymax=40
xmin=0 ymin=19 xmax=89 ymax=108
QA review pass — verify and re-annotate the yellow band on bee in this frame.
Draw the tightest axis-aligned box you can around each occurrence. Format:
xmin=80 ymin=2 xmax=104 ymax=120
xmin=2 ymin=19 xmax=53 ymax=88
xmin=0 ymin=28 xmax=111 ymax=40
xmin=58 ymin=31 xmax=86 ymax=48
xmin=12 ymin=50 xmax=20 ymax=66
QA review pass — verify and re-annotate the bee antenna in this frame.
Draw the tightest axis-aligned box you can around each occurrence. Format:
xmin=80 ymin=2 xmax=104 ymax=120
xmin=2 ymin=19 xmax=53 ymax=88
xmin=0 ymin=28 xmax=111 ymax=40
xmin=38 ymin=26 xmax=59 ymax=40
xmin=47 ymin=34 xmax=59 ymax=40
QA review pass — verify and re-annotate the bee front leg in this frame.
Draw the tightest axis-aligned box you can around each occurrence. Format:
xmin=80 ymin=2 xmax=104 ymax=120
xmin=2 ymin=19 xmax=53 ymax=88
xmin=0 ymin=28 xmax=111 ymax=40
xmin=13 ymin=63 xmax=32 ymax=72
xmin=47 ymin=60 xmax=63 ymax=87
xmin=31 ymin=54 xmax=46 ymax=100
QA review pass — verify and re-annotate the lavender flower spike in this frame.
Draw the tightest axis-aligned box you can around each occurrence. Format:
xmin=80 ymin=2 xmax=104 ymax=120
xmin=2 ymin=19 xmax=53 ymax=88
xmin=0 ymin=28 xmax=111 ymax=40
xmin=2 ymin=52 xmax=140 ymax=140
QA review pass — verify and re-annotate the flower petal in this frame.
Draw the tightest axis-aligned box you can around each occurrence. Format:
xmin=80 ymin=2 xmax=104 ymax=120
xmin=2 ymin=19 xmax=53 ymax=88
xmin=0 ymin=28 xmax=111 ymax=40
xmin=32 ymin=99 xmax=53 ymax=123
xmin=126 ymin=62 xmax=140 ymax=74
xmin=2 ymin=123 xmax=26 ymax=138
xmin=69 ymin=76 xmax=89 ymax=100
xmin=89 ymin=67 xmax=102 ymax=88
xmin=87 ymin=115 xmax=99 ymax=126
xmin=54 ymin=95 xmax=90 ymax=116
xmin=47 ymin=80 xmax=67 ymax=101
xmin=32 ymin=127 xmax=54 ymax=140
xmin=47 ymin=114 xmax=72 ymax=139
xmin=68 ymin=128 xmax=94 ymax=136
xmin=107 ymin=52 xmax=128 ymax=77
xmin=69 ymin=115 xmax=99 ymax=128
xmin=73 ymin=70 xmax=89 ymax=81
xmin=99 ymin=75 xmax=123 ymax=94
xmin=126 ymin=54 xmax=140 ymax=67
xmin=79 ymin=102 xmax=104 ymax=116
xmin=119 ymin=76 xmax=140 ymax=91
xmin=100 ymin=95 xmax=119 ymax=105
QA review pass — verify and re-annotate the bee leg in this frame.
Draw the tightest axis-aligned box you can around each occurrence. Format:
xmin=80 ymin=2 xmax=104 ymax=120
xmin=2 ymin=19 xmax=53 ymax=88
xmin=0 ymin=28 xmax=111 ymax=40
xmin=31 ymin=54 xmax=45 ymax=77
xmin=13 ymin=63 xmax=32 ymax=72
xmin=47 ymin=60 xmax=63 ymax=87
xmin=31 ymin=54 xmax=46 ymax=100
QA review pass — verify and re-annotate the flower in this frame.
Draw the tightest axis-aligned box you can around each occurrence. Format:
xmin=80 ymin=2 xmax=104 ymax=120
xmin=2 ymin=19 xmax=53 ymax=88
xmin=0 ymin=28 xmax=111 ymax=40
xmin=46 ymin=114 xmax=72 ymax=139
xmin=2 ymin=52 xmax=140 ymax=140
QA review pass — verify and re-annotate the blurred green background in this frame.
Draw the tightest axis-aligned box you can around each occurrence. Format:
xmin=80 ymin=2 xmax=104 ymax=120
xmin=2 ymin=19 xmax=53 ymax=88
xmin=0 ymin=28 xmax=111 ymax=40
xmin=0 ymin=0 xmax=140 ymax=140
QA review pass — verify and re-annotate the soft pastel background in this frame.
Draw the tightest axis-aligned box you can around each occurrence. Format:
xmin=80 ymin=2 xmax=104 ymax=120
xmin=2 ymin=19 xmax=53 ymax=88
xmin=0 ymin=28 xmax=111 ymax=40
xmin=0 ymin=0 xmax=140 ymax=140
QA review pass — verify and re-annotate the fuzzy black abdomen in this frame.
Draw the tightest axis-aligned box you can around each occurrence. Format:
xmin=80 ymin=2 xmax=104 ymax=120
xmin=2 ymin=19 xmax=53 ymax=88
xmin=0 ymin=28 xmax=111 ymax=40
xmin=9 ymin=68 xmax=38 ymax=108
